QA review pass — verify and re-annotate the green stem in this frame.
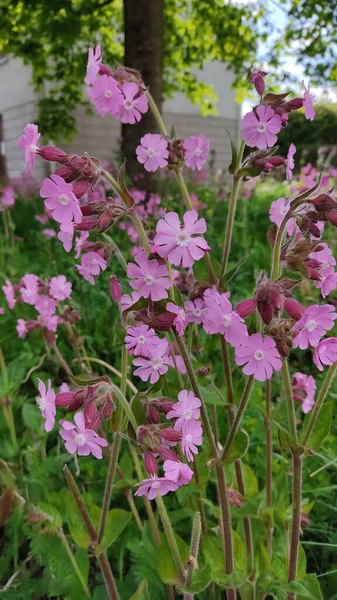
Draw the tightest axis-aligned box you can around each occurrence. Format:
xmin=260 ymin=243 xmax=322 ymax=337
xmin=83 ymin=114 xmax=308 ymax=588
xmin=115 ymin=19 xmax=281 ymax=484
xmin=156 ymin=494 xmax=186 ymax=584
xmin=301 ymin=362 xmax=337 ymax=447
xmin=2 ymin=210 xmax=9 ymax=238
xmin=281 ymin=359 xmax=298 ymax=443
xmin=183 ymin=512 xmax=202 ymax=600
xmin=130 ymin=211 xmax=151 ymax=254
xmin=265 ymin=378 xmax=273 ymax=557
xmin=102 ymin=233 xmax=128 ymax=271
xmin=71 ymin=356 xmax=137 ymax=394
xmin=57 ymin=528 xmax=91 ymax=597
xmin=120 ymin=345 xmax=128 ymax=397
xmin=98 ymin=433 xmax=122 ymax=543
xmin=287 ymin=453 xmax=303 ymax=600
xmin=220 ymin=337 xmax=234 ymax=405
xmin=112 ymin=385 xmax=138 ymax=433
xmin=146 ymin=91 xmax=168 ymax=135
xmin=52 ymin=343 xmax=73 ymax=377
xmin=219 ymin=141 xmax=245 ymax=282
xmin=97 ymin=552 xmax=120 ymax=600
xmin=220 ymin=376 xmax=254 ymax=460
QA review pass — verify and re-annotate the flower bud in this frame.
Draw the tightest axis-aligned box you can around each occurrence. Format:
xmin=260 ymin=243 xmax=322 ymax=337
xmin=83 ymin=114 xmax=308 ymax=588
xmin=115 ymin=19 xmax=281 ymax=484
xmin=72 ymin=180 xmax=89 ymax=199
xmin=250 ymin=69 xmax=267 ymax=96
xmin=134 ymin=309 xmax=176 ymax=331
xmin=38 ymin=145 xmax=67 ymax=162
xmin=99 ymin=63 xmax=113 ymax=77
xmin=269 ymin=289 xmax=282 ymax=311
xmin=326 ymin=209 xmax=337 ymax=227
xmin=144 ymin=452 xmax=158 ymax=476
xmin=160 ymin=428 xmax=182 ymax=443
xmin=235 ymin=298 xmax=257 ymax=318
xmin=75 ymin=217 xmax=97 ymax=231
xmin=258 ymin=301 xmax=273 ymax=325
xmin=227 ymin=487 xmax=242 ymax=508
xmin=55 ymin=391 xmax=76 ymax=407
xmin=307 ymin=267 xmax=322 ymax=281
xmin=198 ymin=366 xmax=211 ymax=377
xmin=308 ymin=194 xmax=337 ymax=212
xmin=158 ymin=446 xmax=180 ymax=462
xmin=98 ymin=210 xmax=114 ymax=232
xmin=283 ymin=298 xmax=304 ymax=320
xmin=109 ymin=275 xmax=122 ymax=303
xmin=68 ymin=388 xmax=87 ymax=411
xmin=275 ymin=338 xmax=290 ymax=357
xmin=288 ymin=98 xmax=304 ymax=110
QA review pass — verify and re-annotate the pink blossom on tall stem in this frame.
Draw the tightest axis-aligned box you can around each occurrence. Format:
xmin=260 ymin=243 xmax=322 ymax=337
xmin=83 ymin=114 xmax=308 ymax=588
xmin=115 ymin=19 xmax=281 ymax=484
xmin=310 ymin=243 xmax=336 ymax=270
xmin=135 ymin=476 xmax=179 ymax=500
xmin=202 ymin=293 xmax=247 ymax=346
xmin=36 ymin=379 xmax=56 ymax=432
xmin=184 ymin=298 xmax=205 ymax=324
xmin=58 ymin=227 xmax=74 ymax=253
xmin=16 ymin=318 xmax=28 ymax=339
xmin=136 ymin=134 xmax=169 ymax=172
xmin=269 ymin=197 xmax=296 ymax=235
xmin=127 ymin=253 xmax=172 ymax=301
xmin=166 ymin=390 xmax=201 ymax=431
xmin=75 ymin=231 xmax=89 ymax=259
xmin=167 ymin=352 xmax=187 ymax=374
xmin=87 ymin=74 xmax=123 ymax=117
xmin=0 ymin=187 xmax=15 ymax=211
xmin=17 ymin=123 xmax=40 ymax=173
xmin=164 ymin=460 xmax=193 ymax=485
xmin=250 ymin=69 xmax=268 ymax=95
xmin=286 ymin=143 xmax=296 ymax=181
xmin=120 ymin=291 xmax=142 ymax=311
xmin=132 ymin=338 xmax=171 ymax=383
xmin=302 ymin=81 xmax=315 ymax=121
xmin=20 ymin=274 xmax=39 ymax=305
xmin=85 ymin=45 xmax=102 ymax=85
xmin=292 ymin=372 xmax=316 ymax=413
xmin=235 ymin=333 xmax=282 ymax=381
xmin=313 ymin=338 xmax=337 ymax=371
xmin=40 ymin=175 xmax=82 ymax=226
xmin=315 ymin=266 xmax=337 ymax=298
xmin=2 ymin=279 xmax=16 ymax=309
xmin=116 ymin=82 xmax=148 ymax=124
xmin=183 ymin=134 xmax=210 ymax=171
xmin=35 ymin=295 xmax=57 ymax=317
xmin=181 ymin=420 xmax=203 ymax=462
xmin=125 ymin=324 xmax=159 ymax=356
xmin=59 ymin=412 xmax=108 ymax=458
xmin=292 ymin=304 xmax=337 ymax=349
xmin=154 ymin=210 xmax=210 ymax=268
xmin=49 ymin=275 xmax=72 ymax=301
xmin=242 ymin=106 xmax=282 ymax=149
xmin=76 ymin=251 xmax=107 ymax=285
xmin=38 ymin=314 xmax=59 ymax=333
xmin=166 ymin=302 xmax=188 ymax=336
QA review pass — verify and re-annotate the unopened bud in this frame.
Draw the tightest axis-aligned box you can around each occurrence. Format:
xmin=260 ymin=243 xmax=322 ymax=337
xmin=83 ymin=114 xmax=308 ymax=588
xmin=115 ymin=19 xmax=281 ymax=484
xmin=109 ymin=275 xmax=122 ymax=303
xmin=158 ymin=446 xmax=180 ymax=462
xmin=308 ymin=194 xmax=337 ymax=212
xmin=75 ymin=217 xmax=97 ymax=231
xmin=198 ymin=366 xmax=211 ymax=377
xmin=326 ymin=210 xmax=337 ymax=227
xmin=307 ymin=267 xmax=322 ymax=281
xmin=258 ymin=301 xmax=273 ymax=325
xmin=72 ymin=180 xmax=89 ymax=199
xmin=235 ymin=298 xmax=257 ymax=318
xmin=37 ymin=145 xmax=67 ymax=162
xmin=269 ymin=289 xmax=282 ymax=311
xmin=144 ymin=452 xmax=158 ymax=476
xmin=250 ymin=69 xmax=267 ymax=96
xmin=276 ymin=338 xmax=290 ymax=357
xmin=98 ymin=210 xmax=114 ymax=232
xmin=68 ymin=388 xmax=87 ymax=412
xmin=288 ymin=98 xmax=304 ymax=111
xmin=283 ymin=298 xmax=304 ymax=320
xmin=55 ymin=391 xmax=76 ymax=407
xmin=99 ymin=63 xmax=113 ymax=77
xmin=148 ymin=405 xmax=160 ymax=424
xmin=160 ymin=428 xmax=182 ymax=443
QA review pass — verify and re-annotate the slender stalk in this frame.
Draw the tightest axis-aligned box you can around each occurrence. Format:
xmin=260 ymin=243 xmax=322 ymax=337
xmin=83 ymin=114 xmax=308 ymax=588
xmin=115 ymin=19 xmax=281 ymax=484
xmin=71 ymin=356 xmax=137 ymax=394
xmin=192 ymin=457 xmax=207 ymax=534
xmin=130 ymin=211 xmax=151 ymax=254
xmin=52 ymin=343 xmax=73 ymax=377
xmin=146 ymin=91 xmax=168 ymax=135
xmin=270 ymin=196 xmax=309 ymax=281
xmin=125 ymin=489 xmax=143 ymax=532
xmin=120 ymin=345 xmax=128 ymax=397
xmin=57 ymin=528 xmax=91 ymax=597
xmin=98 ymin=433 xmax=122 ymax=543
xmin=220 ymin=376 xmax=254 ymax=460
xmin=219 ymin=141 xmax=245 ymax=281
xmin=265 ymin=378 xmax=273 ymax=557
xmin=183 ymin=512 xmax=202 ymax=600
xmin=287 ymin=453 xmax=303 ymax=600
xmin=216 ymin=464 xmax=236 ymax=598
xmin=63 ymin=466 xmax=120 ymax=600
xmin=156 ymin=494 xmax=186 ymax=583
xmin=112 ymin=385 xmax=138 ymax=433
xmin=0 ymin=348 xmax=18 ymax=450
xmin=130 ymin=448 xmax=161 ymax=546
xmin=281 ymin=359 xmax=298 ymax=443
xmin=220 ymin=337 xmax=234 ymax=405
xmin=211 ymin=405 xmax=219 ymax=448
xmin=102 ymin=233 xmax=128 ymax=271
xmin=301 ymin=362 xmax=337 ymax=447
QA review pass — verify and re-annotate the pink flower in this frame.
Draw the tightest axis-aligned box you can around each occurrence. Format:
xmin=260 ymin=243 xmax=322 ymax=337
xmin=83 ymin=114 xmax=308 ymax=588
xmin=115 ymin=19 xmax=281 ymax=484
xmin=58 ymin=228 xmax=74 ymax=253
xmin=315 ymin=266 xmax=337 ymax=298
xmin=292 ymin=372 xmax=316 ymax=413
xmin=49 ymin=275 xmax=72 ymax=301
xmin=85 ymin=45 xmax=102 ymax=85
xmin=235 ymin=333 xmax=282 ymax=381
xmin=16 ymin=318 xmax=28 ymax=338
xmin=313 ymin=338 xmax=337 ymax=371
xmin=40 ymin=175 xmax=82 ymax=226
xmin=202 ymin=293 xmax=247 ymax=346
xmin=75 ymin=231 xmax=89 ymax=259
xmin=127 ymin=253 xmax=172 ymax=301
xmin=125 ymin=324 xmax=159 ymax=356
xmin=36 ymin=378 xmax=56 ymax=432
xmin=42 ymin=228 xmax=56 ymax=239
xmin=166 ymin=302 xmax=188 ymax=336
xmin=35 ymin=295 xmax=57 ymax=317
xmin=120 ymin=291 xmax=142 ymax=312
xmin=242 ymin=106 xmax=282 ymax=149
xmin=154 ymin=210 xmax=210 ymax=268
xmin=0 ymin=187 xmax=15 ymax=211
xmin=163 ymin=460 xmax=193 ymax=485
xmin=269 ymin=197 xmax=296 ymax=235
xmin=20 ymin=274 xmax=39 ymax=305
xmin=76 ymin=251 xmax=107 ymax=285
xmin=135 ymin=476 xmax=179 ymax=500
xmin=166 ymin=390 xmax=201 ymax=431
xmin=133 ymin=338 xmax=171 ymax=383
xmin=181 ymin=420 xmax=203 ymax=462
xmin=302 ymin=81 xmax=315 ymax=121
xmin=310 ymin=243 xmax=335 ymax=270
xmin=2 ymin=279 xmax=16 ymax=309
xmin=292 ymin=304 xmax=337 ymax=349
xmin=38 ymin=314 xmax=59 ymax=332
xmin=183 ymin=134 xmax=210 ymax=171
xmin=17 ymin=123 xmax=40 ymax=173
xmin=286 ymin=143 xmax=296 ymax=181
xmin=59 ymin=412 xmax=108 ymax=458
xmin=184 ymin=298 xmax=205 ymax=324
xmin=167 ymin=352 xmax=187 ymax=374
xmin=136 ymin=134 xmax=169 ymax=172
xmin=88 ymin=75 xmax=123 ymax=117
xmin=116 ymin=82 xmax=148 ymax=124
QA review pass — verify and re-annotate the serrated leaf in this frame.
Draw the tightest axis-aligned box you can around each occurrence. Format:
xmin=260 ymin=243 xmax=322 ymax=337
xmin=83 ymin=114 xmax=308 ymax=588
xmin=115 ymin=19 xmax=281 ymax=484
xmin=37 ymin=502 xmax=63 ymax=529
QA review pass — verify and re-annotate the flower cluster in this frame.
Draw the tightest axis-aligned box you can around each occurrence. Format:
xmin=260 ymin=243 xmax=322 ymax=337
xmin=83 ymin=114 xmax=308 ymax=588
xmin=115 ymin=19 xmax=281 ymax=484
xmin=136 ymin=132 xmax=210 ymax=172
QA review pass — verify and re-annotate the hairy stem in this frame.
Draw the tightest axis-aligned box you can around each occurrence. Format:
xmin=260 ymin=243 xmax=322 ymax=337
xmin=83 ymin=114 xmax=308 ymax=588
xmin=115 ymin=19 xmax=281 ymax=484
xmin=301 ymin=362 xmax=337 ymax=447
xmin=281 ymin=359 xmax=298 ymax=443
xmin=156 ymin=494 xmax=186 ymax=583
xmin=220 ymin=375 xmax=254 ymax=460
xmin=219 ymin=141 xmax=245 ymax=281
xmin=265 ymin=378 xmax=273 ymax=557
xmin=57 ymin=528 xmax=91 ymax=597
xmin=98 ymin=433 xmax=122 ymax=543
xmin=130 ymin=210 xmax=152 ymax=254
xmin=287 ymin=453 xmax=303 ymax=600
xmin=183 ymin=512 xmax=202 ymax=600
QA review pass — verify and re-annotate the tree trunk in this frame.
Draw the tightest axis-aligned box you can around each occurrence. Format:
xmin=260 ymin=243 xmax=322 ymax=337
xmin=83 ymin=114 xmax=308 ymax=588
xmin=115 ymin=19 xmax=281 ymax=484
xmin=122 ymin=0 xmax=164 ymax=188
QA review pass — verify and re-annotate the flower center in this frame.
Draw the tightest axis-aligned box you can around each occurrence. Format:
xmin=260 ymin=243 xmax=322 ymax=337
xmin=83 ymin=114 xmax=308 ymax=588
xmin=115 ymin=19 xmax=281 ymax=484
xmin=137 ymin=335 xmax=146 ymax=344
xmin=194 ymin=148 xmax=201 ymax=156
xmin=185 ymin=434 xmax=193 ymax=443
xmin=176 ymin=231 xmax=191 ymax=246
xmin=104 ymin=89 xmax=112 ymax=98
xmin=183 ymin=409 xmax=192 ymax=420
xmin=151 ymin=481 xmax=160 ymax=489
xmin=254 ymin=350 xmax=264 ymax=361
xmin=38 ymin=398 xmax=46 ymax=410
xmin=124 ymin=99 xmax=134 ymax=109
xmin=222 ymin=314 xmax=232 ymax=327
xmin=305 ymin=319 xmax=317 ymax=332
xmin=59 ymin=194 xmax=69 ymax=206
xmin=29 ymin=143 xmax=38 ymax=154
xmin=144 ymin=275 xmax=153 ymax=285
xmin=257 ymin=123 xmax=267 ymax=133
xmin=147 ymin=148 xmax=155 ymax=158
xmin=152 ymin=358 xmax=163 ymax=370
xmin=193 ymin=309 xmax=201 ymax=317
xmin=74 ymin=433 xmax=87 ymax=446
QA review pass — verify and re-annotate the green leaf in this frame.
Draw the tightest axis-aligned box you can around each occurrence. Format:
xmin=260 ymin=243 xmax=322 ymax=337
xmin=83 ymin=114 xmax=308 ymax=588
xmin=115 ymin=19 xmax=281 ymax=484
xmin=22 ymin=403 xmax=42 ymax=433
xmin=221 ymin=430 xmax=249 ymax=464
xmin=193 ymin=256 xmax=220 ymax=283
xmin=227 ymin=131 xmax=238 ymax=175
xmin=203 ymin=531 xmax=247 ymax=588
xmin=95 ymin=508 xmax=131 ymax=554
xmin=37 ymin=502 xmax=63 ymax=530
xmin=303 ymin=400 xmax=333 ymax=450
xmin=70 ymin=373 xmax=110 ymax=387
xmin=198 ymin=385 xmax=225 ymax=406
xmin=222 ymin=253 xmax=249 ymax=285
xmin=129 ymin=580 xmax=151 ymax=600
xmin=112 ymin=321 xmax=126 ymax=346
xmin=65 ymin=491 xmax=92 ymax=548
xmin=177 ymin=564 xmax=212 ymax=594
xmin=237 ymin=167 xmax=261 ymax=178
xmin=156 ymin=533 xmax=189 ymax=584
